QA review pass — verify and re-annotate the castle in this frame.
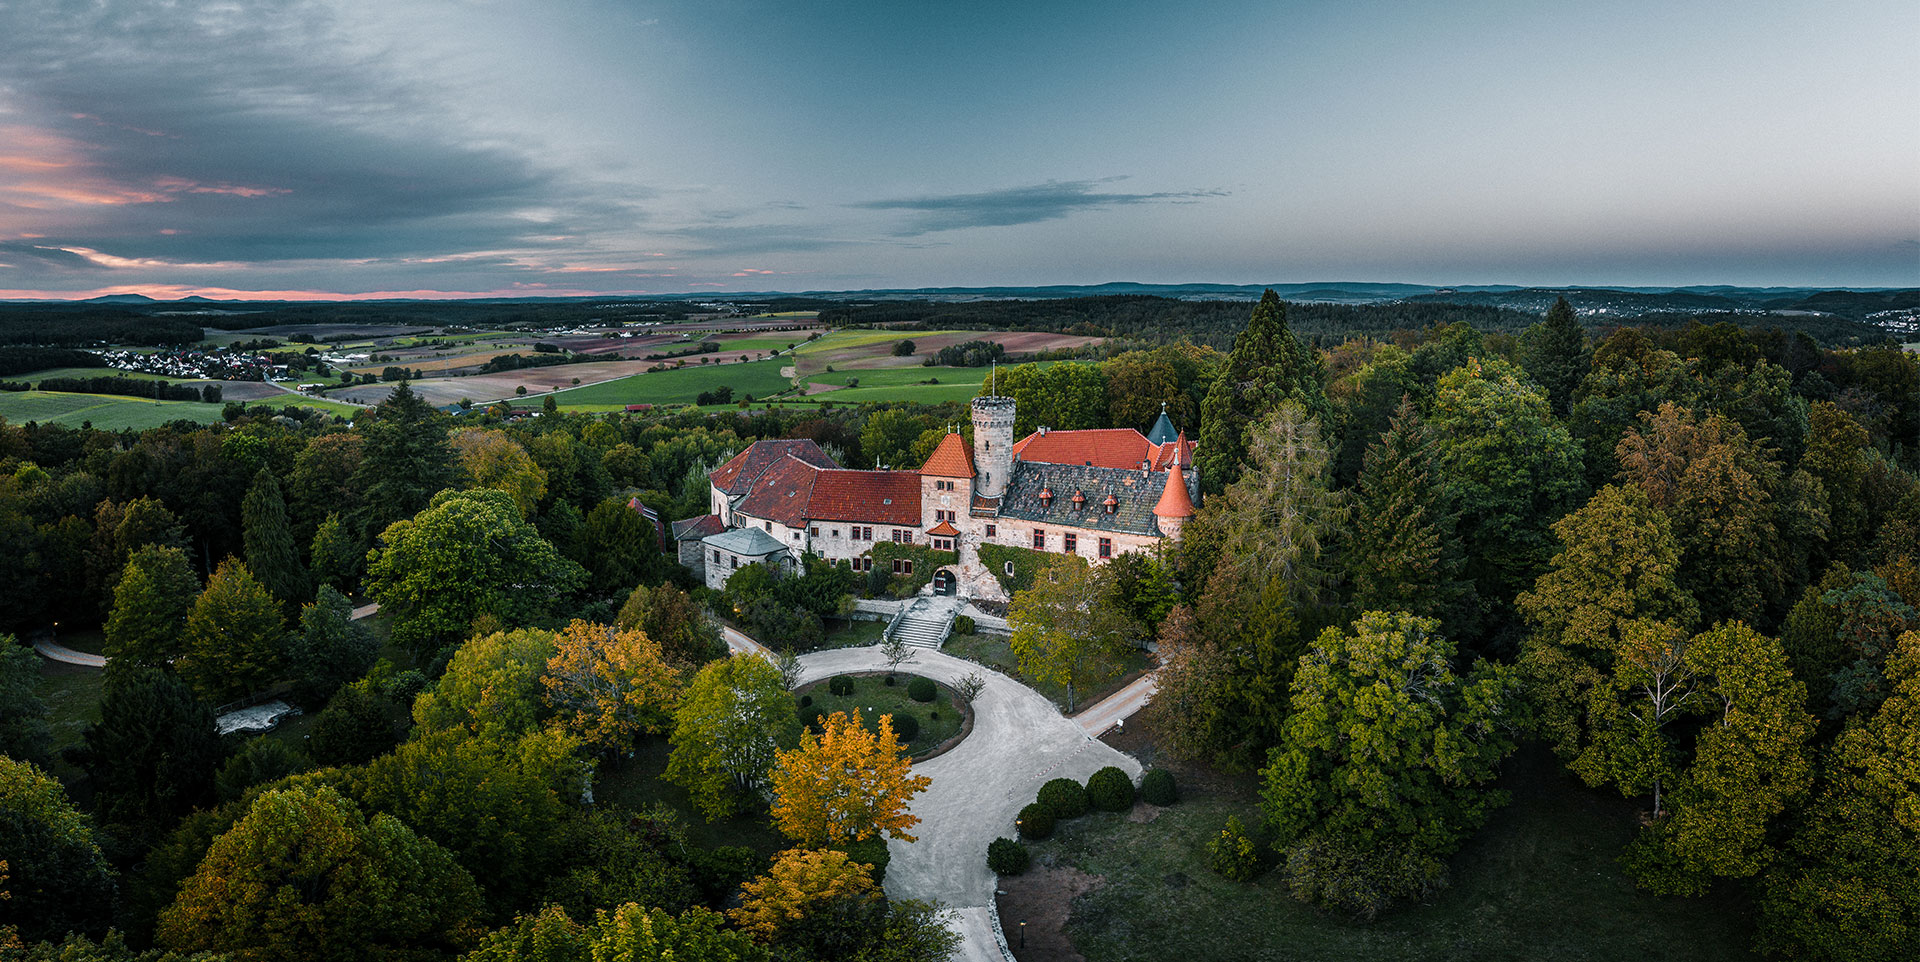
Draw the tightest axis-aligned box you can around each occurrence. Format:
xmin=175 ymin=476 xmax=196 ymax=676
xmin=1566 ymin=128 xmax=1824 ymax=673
xmin=672 ymin=394 xmax=1199 ymax=600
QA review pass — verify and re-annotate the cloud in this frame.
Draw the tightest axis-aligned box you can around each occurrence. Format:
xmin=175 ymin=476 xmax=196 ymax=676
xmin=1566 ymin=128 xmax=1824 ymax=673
xmin=0 ymin=0 xmax=637 ymax=285
xmin=852 ymin=178 xmax=1227 ymax=235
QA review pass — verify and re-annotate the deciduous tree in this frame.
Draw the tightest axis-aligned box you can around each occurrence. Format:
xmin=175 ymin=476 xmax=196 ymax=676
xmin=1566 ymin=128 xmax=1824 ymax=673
xmin=178 ymin=558 xmax=285 ymax=703
xmin=617 ymin=583 xmax=722 ymax=665
xmin=102 ymin=544 xmax=198 ymax=669
xmin=363 ymin=488 xmax=584 ymax=655
xmin=452 ymin=428 xmax=547 ymax=518
xmin=1260 ymin=611 xmax=1523 ymax=915
xmin=157 ymin=785 xmax=482 ymax=962
xmin=1009 ymin=556 xmax=1139 ymax=713
xmin=770 ymin=710 xmax=931 ymax=848
xmin=667 ymin=654 xmax=799 ymax=819
xmin=414 ymin=627 xmax=558 ymax=742
xmin=0 ymin=756 xmax=115 ymax=943
xmin=0 ymin=640 xmax=52 ymax=765
xmin=542 ymin=620 xmax=681 ymax=754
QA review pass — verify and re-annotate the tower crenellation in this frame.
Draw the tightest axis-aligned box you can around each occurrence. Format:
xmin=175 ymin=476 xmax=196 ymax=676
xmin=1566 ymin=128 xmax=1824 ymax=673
xmin=970 ymin=395 xmax=1015 ymax=498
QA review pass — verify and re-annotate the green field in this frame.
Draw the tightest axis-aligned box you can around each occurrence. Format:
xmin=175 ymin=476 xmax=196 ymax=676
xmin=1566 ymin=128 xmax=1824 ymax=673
xmin=701 ymin=337 xmax=801 ymax=353
xmin=246 ymin=393 xmax=366 ymax=416
xmin=1029 ymin=747 xmax=1757 ymax=962
xmin=18 ymin=366 xmax=178 ymax=384
xmin=0 ymin=390 xmax=228 ymax=428
xmin=551 ymin=358 xmax=796 ymax=407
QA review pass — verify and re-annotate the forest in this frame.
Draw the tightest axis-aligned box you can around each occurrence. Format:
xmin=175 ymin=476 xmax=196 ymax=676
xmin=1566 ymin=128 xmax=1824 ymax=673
xmin=0 ymin=292 xmax=1916 ymax=961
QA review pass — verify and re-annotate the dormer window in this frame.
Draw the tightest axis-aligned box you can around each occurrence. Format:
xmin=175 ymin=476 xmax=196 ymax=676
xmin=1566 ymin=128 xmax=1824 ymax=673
xmin=1102 ymin=494 xmax=1118 ymax=514
xmin=1071 ymin=490 xmax=1086 ymax=510
xmin=1039 ymin=487 xmax=1054 ymax=506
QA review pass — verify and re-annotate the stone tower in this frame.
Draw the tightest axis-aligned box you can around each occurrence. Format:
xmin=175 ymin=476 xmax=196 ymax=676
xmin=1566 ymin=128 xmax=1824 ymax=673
xmin=970 ymin=395 xmax=1016 ymax=499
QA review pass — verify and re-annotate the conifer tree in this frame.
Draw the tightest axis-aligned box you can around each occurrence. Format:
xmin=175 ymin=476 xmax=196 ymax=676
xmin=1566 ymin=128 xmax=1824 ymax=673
xmin=1517 ymin=296 xmax=1590 ymax=417
xmin=352 ymin=381 xmax=457 ymax=535
xmin=178 ymin=558 xmax=286 ymax=702
xmin=78 ymin=668 xmax=221 ymax=826
xmin=1197 ymin=291 xmax=1329 ymax=493
xmin=309 ymin=512 xmax=362 ymax=593
xmin=1348 ymin=396 xmax=1471 ymax=631
xmin=243 ymin=465 xmax=308 ymax=604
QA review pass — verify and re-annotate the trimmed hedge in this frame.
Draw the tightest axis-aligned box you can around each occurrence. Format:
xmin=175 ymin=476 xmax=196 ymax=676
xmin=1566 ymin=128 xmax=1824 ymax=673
xmin=1086 ymin=766 xmax=1135 ymax=812
xmin=1037 ymin=777 xmax=1089 ymax=820
xmin=1017 ymin=802 xmax=1055 ymax=840
xmin=1140 ymin=768 xmax=1178 ymax=806
xmin=953 ymin=614 xmax=977 ymax=635
xmin=907 ymin=677 xmax=937 ymax=702
xmin=829 ymin=675 xmax=854 ymax=696
xmin=890 ymin=712 xmax=920 ymax=743
xmin=987 ymin=837 xmax=1031 ymax=876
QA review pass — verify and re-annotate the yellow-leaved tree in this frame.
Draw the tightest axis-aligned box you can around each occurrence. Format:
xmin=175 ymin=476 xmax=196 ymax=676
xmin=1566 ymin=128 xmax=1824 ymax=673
xmin=542 ymin=620 xmax=681 ymax=754
xmin=728 ymin=847 xmax=878 ymax=940
xmin=770 ymin=710 xmax=930 ymax=848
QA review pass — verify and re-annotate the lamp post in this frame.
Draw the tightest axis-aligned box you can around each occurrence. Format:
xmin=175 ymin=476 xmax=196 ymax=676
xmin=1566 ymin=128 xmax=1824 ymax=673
xmin=1019 ymin=920 xmax=1026 ymax=948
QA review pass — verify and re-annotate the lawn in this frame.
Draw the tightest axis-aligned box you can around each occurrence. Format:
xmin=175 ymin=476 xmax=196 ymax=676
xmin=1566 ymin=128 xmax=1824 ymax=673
xmin=19 ymin=366 xmax=179 ymax=383
xmin=943 ymin=632 xmax=1151 ymax=714
xmin=591 ymin=737 xmax=790 ymax=856
xmin=1023 ymin=746 xmax=1758 ymax=962
xmin=550 ymin=358 xmax=796 ymax=407
xmin=34 ymin=659 xmax=105 ymax=755
xmin=794 ymin=672 xmax=965 ymax=756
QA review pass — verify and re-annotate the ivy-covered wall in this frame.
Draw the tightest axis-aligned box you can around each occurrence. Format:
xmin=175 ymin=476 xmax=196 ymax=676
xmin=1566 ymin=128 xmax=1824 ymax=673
xmin=978 ymin=543 xmax=1051 ymax=597
xmin=865 ymin=542 xmax=957 ymax=598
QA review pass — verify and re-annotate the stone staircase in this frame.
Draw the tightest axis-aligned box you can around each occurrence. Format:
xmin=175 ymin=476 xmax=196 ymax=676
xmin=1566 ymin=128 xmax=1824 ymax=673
xmin=888 ymin=604 xmax=954 ymax=649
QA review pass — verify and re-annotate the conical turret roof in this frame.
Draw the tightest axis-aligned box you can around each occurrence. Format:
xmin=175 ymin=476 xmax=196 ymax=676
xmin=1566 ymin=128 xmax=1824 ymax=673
xmin=1153 ymin=431 xmax=1196 ymax=519
xmin=1146 ymin=402 xmax=1178 ymax=445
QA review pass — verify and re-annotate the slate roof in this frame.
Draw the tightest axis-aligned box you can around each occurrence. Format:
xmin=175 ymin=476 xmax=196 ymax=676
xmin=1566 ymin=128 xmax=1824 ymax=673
xmin=1147 ymin=406 xmax=1178 ymax=444
xmin=702 ymin=526 xmax=789 ymax=557
xmin=671 ymin=514 xmax=726 ymax=542
xmin=709 ymin=439 xmax=838 ymax=495
xmin=998 ymin=460 xmax=1199 ymax=537
xmin=919 ymin=432 xmax=974 ymax=477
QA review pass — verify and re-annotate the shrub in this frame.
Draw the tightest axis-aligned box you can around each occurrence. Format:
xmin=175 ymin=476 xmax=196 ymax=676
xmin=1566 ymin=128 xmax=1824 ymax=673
xmin=841 ymin=837 xmax=891 ymax=886
xmin=987 ymin=837 xmax=1031 ymax=876
xmin=1283 ymin=833 xmax=1446 ymax=921
xmin=953 ymin=614 xmax=977 ymax=635
xmin=1037 ymin=777 xmax=1089 ymax=820
xmin=829 ymin=675 xmax=854 ymax=696
xmin=907 ymin=677 xmax=937 ymax=702
xmin=1086 ymin=766 xmax=1135 ymax=812
xmin=799 ymin=694 xmax=813 ymax=708
xmin=1208 ymin=815 xmax=1263 ymax=882
xmin=806 ymin=709 xmax=826 ymax=733
xmin=890 ymin=713 xmax=920 ymax=743
xmin=884 ymin=675 xmax=896 ymax=687
xmin=1016 ymin=802 xmax=1055 ymax=840
xmin=1140 ymin=768 xmax=1178 ymax=806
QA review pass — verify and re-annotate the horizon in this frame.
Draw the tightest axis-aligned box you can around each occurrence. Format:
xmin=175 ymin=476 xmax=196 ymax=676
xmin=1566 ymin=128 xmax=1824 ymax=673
xmin=2 ymin=1 xmax=1916 ymax=299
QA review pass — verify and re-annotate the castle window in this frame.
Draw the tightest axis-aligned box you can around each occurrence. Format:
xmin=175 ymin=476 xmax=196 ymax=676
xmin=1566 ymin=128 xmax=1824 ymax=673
xmin=1064 ymin=533 xmax=1077 ymax=553
xmin=1099 ymin=537 xmax=1112 ymax=559
xmin=892 ymin=559 xmax=914 ymax=575
xmin=934 ymin=538 xmax=953 ymax=550
xmin=1032 ymin=530 xmax=1045 ymax=550
xmin=712 ymin=549 xmax=720 ymax=563
xmin=1004 ymin=561 xmax=1016 ymax=576
xmin=985 ymin=524 xmax=996 ymax=537
xmin=810 ymin=526 xmax=819 ymax=537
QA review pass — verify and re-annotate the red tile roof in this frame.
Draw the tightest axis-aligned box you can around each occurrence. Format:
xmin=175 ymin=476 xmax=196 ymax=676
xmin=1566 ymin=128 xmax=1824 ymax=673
xmin=730 ymin=456 xmax=924 ymax=528
xmin=709 ymin=439 xmax=838 ymax=495
xmin=808 ymin=470 xmax=923 ymax=525
xmin=1013 ymin=428 xmax=1154 ymax=469
xmin=731 ymin=455 xmax=820 ymax=527
xmin=1149 ymin=436 xmax=1195 ymax=470
xmin=928 ymin=520 xmax=959 ymax=537
xmin=919 ymin=432 xmax=974 ymax=478
xmin=1154 ymin=433 xmax=1196 ymax=519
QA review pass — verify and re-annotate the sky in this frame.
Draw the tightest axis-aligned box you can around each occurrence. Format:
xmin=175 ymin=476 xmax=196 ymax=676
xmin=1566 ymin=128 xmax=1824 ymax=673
xmin=0 ymin=0 xmax=1914 ymax=300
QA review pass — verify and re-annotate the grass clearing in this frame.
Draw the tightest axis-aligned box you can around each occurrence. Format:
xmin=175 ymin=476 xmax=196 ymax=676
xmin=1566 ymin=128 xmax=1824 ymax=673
xmin=551 ymin=358 xmax=795 ymax=407
xmin=943 ymin=632 xmax=1150 ymax=713
xmin=1025 ymin=746 xmax=1757 ymax=962
xmin=592 ymin=737 xmax=789 ymax=856
xmin=19 ymin=367 xmax=179 ymax=383
xmin=34 ymin=658 xmax=105 ymax=755
xmin=795 ymin=672 xmax=964 ymax=756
